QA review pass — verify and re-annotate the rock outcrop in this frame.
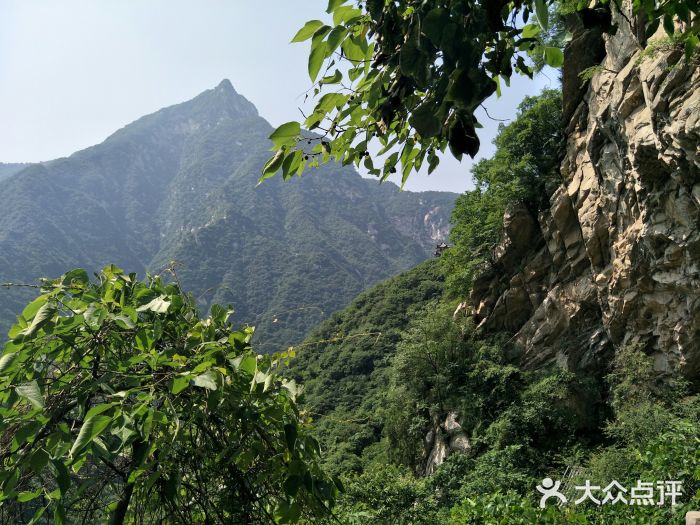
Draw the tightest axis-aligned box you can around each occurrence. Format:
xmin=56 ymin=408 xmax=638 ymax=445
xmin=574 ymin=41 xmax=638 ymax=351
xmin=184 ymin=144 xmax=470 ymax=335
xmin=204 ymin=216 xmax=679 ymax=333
xmin=423 ymin=412 xmax=471 ymax=476
xmin=471 ymin=8 xmax=700 ymax=380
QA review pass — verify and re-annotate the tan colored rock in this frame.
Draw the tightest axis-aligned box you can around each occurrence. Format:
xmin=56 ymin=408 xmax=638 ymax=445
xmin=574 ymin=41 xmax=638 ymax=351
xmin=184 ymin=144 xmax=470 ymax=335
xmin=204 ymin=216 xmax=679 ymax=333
xmin=423 ymin=412 xmax=471 ymax=475
xmin=469 ymin=5 xmax=700 ymax=380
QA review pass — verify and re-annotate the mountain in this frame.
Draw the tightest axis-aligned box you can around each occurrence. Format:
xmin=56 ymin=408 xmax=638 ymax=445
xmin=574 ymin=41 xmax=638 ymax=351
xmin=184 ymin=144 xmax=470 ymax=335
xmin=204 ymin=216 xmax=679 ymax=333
xmin=0 ymin=80 xmax=456 ymax=349
xmin=0 ymin=163 xmax=28 ymax=182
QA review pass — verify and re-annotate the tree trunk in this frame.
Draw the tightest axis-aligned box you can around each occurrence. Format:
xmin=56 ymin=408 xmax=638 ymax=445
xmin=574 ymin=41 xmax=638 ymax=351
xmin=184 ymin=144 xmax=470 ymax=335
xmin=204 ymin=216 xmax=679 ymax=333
xmin=109 ymin=440 xmax=147 ymax=525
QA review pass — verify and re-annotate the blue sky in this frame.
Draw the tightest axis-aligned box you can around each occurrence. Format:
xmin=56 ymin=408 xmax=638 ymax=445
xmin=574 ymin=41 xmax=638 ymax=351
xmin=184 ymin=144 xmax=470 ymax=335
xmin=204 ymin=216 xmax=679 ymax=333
xmin=0 ymin=0 xmax=558 ymax=193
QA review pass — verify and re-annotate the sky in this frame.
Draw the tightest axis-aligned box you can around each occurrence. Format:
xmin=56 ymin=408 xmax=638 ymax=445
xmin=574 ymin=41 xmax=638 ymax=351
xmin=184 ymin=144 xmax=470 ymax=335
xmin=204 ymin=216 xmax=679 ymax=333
xmin=0 ymin=0 xmax=559 ymax=193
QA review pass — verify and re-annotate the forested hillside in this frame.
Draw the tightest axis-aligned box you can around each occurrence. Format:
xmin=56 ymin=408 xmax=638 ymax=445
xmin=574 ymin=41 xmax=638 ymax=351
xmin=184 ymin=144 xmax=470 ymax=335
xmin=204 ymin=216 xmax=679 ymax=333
xmin=288 ymin=88 xmax=700 ymax=523
xmin=287 ymin=259 xmax=445 ymax=474
xmin=0 ymin=80 xmax=455 ymax=349
xmin=0 ymin=163 xmax=27 ymax=182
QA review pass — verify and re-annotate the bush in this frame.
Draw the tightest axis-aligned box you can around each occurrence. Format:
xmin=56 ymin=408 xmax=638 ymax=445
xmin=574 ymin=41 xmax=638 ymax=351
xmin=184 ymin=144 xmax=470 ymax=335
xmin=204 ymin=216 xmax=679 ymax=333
xmin=0 ymin=266 xmax=337 ymax=524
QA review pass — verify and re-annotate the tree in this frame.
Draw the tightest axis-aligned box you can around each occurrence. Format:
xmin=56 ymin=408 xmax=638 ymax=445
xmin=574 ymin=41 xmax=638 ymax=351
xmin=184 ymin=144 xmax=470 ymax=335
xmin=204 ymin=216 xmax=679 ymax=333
xmin=261 ymin=0 xmax=698 ymax=184
xmin=442 ymin=89 xmax=563 ymax=296
xmin=0 ymin=266 xmax=339 ymax=524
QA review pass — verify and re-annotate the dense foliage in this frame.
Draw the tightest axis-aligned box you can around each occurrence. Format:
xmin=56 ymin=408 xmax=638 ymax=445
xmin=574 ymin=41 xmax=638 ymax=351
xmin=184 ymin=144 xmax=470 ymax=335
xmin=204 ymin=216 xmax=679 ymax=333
xmin=286 ymin=260 xmax=445 ymax=475
xmin=384 ymin=304 xmax=598 ymax=477
xmin=331 ymin=339 xmax=700 ymax=524
xmin=263 ymin=0 xmax=699 ymax=183
xmin=0 ymin=267 xmax=338 ymax=524
xmin=442 ymin=88 xmax=563 ymax=295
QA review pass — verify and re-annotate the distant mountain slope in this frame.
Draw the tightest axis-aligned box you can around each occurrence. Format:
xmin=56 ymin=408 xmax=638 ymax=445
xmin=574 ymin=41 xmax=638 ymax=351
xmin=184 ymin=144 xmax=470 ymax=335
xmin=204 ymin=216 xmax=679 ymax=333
xmin=0 ymin=80 xmax=456 ymax=348
xmin=0 ymin=163 xmax=28 ymax=181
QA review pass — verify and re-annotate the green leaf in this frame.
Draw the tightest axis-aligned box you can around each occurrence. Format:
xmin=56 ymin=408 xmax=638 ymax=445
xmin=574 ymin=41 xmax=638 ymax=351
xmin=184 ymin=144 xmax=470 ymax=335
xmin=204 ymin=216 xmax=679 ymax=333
xmin=21 ymin=302 xmax=56 ymax=338
xmin=291 ymin=20 xmax=324 ymax=43
xmin=136 ymin=295 xmax=170 ymax=314
xmin=326 ymin=26 xmax=347 ymax=55
xmin=326 ymin=0 xmax=346 ymax=13
xmin=521 ymin=23 xmax=541 ymax=39
xmin=30 ymin=448 xmax=51 ymax=474
xmin=320 ymin=69 xmax=343 ymax=85
xmin=192 ymin=370 xmax=218 ymax=391
xmin=284 ymin=423 xmax=298 ymax=452
xmin=53 ymin=460 xmax=70 ymax=495
xmin=645 ymin=18 xmax=660 ymax=39
xmin=260 ymin=149 xmax=286 ymax=182
xmin=17 ymin=490 xmax=41 ymax=503
xmin=60 ymin=268 xmax=89 ymax=289
xmin=686 ymin=34 xmax=699 ymax=59
xmin=84 ymin=403 xmax=116 ymax=420
xmin=26 ymin=507 xmax=47 ymax=525
xmin=399 ymin=30 xmax=428 ymax=86
xmin=409 ymin=102 xmax=441 ymax=138
xmin=341 ymin=36 xmax=367 ymax=62
xmin=53 ymin=505 xmax=67 ymax=525
xmin=69 ymin=415 xmax=112 ymax=458
xmin=233 ymin=354 xmax=257 ymax=376
xmin=135 ymin=328 xmax=155 ymax=352
xmin=113 ymin=314 xmax=135 ymax=329
xmin=422 ymin=7 xmax=448 ymax=45
xmin=171 ymin=375 xmax=191 ymax=394
xmin=16 ymin=381 xmax=44 ymax=409
xmin=20 ymin=294 xmax=48 ymax=322
xmin=309 ymin=39 xmax=328 ymax=81
xmin=0 ymin=351 xmax=18 ymax=376
xmin=274 ymin=500 xmax=301 ymax=523
xmin=662 ymin=14 xmax=674 ymax=35
xmin=535 ymin=0 xmax=549 ymax=30
xmin=283 ymin=475 xmax=303 ymax=497
xmin=333 ymin=475 xmax=345 ymax=492
xmin=281 ymin=149 xmax=303 ymax=180
xmin=270 ymin=122 xmax=301 ymax=149
xmin=332 ymin=5 xmax=361 ymax=25
xmin=12 ymin=421 xmax=42 ymax=452
xmin=543 ymin=46 xmax=564 ymax=67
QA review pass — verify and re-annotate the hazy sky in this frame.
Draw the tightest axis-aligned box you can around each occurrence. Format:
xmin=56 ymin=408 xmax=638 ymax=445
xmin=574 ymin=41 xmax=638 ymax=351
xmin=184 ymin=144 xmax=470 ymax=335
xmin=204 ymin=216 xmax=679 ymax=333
xmin=0 ymin=0 xmax=558 ymax=193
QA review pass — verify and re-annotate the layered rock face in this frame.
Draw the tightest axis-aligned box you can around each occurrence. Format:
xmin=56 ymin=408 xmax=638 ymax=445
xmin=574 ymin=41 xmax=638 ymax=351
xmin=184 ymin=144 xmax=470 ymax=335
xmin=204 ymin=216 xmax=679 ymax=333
xmin=471 ymin=11 xmax=700 ymax=380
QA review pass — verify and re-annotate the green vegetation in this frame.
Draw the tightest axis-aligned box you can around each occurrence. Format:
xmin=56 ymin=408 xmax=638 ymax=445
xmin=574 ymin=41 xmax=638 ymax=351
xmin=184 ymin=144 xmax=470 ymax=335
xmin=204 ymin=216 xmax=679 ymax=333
xmin=3 ymin=81 xmax=695 ymax=523
xmin=286 ymin=259 xmax=445 ymax=475
xmin=0 ymin=266 xmax=337 ymax=524
xmin=326 ymin=338 xmax=699 ymax=524
xmin=283 ymin=88 xmax=699 ymax=523
xmin=442 ymin=89 xmax=563 ymax=295
xmin=264 ymin=0 xmax=699 ymax=183
xmin=2 ymin=0 xmax=698 ymax=517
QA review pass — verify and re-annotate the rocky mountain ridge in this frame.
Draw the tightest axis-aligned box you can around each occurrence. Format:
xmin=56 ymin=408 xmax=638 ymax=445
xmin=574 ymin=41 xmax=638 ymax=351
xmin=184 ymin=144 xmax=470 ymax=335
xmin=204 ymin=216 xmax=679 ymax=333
xmin=469 ymin=9 xmax=699 ymax=381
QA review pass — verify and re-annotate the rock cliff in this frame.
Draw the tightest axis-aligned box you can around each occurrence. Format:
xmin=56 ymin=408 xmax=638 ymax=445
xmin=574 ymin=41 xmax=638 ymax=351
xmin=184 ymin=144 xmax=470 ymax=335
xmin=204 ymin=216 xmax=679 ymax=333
xmin=471 ymin=9 xmax=700 ymax=381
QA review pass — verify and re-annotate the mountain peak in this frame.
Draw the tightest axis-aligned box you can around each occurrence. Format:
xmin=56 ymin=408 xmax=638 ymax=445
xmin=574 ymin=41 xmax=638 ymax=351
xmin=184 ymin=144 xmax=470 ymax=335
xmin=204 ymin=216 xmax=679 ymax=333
xmin=194 ymin=78 xmax=257 ymax=119
xmin=216 ymin=78 xmax=235 ymax=92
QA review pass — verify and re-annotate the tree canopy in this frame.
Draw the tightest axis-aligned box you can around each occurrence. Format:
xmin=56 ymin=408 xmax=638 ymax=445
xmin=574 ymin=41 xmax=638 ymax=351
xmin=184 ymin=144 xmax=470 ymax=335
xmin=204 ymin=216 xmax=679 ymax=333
xmin=0 ymin=266 xmax=339 ymax=524
xmin=261 ymin=0 xmax=698 ymax=184
xmin=442 ymin=88 xmax=563 ymax=295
